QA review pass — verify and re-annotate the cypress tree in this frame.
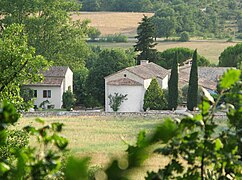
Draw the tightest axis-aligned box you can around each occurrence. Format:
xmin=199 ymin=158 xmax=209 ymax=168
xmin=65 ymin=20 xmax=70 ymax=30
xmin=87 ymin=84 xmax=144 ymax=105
xmin=187 ymin=49 xmax=198 ymax=111
xmin=168 ymin=53 xmax=178 ymax=110
xmin=134 ymin=15 xmax=157 ymax=64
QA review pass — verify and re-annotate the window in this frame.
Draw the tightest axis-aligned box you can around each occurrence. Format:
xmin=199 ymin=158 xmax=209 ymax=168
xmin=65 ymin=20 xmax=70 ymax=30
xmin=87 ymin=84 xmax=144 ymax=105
xmin=34 ymin=90 xmax=37 ymax=98
xmin=43 ymin=90 xmax=51 ymax=98
xmin=124 ymin=74 xmax=127 ymax=77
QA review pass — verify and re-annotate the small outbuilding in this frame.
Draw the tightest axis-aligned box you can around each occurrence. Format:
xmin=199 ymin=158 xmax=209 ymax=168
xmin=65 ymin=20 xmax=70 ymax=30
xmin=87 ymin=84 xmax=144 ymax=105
xmin=25 ymin=66 xmax=73 ymax=109
xmin=105 ymin=60 xmax=169 ymax=112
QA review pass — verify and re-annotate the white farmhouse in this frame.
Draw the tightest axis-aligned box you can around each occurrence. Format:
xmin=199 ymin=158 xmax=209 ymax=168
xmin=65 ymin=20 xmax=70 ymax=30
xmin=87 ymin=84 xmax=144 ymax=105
xmin=25 ymin=66 xmax=73 ymax=109
xmin=105 ymin=60 xmax=169 ymax=112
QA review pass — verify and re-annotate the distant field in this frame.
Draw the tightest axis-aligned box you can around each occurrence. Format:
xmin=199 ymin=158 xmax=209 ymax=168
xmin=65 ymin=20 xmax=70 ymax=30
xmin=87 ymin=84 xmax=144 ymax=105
xmin=71 ymin=12 xmax=154 ymax=37
xmin=89 ymin=40 xmax=238 ymax=64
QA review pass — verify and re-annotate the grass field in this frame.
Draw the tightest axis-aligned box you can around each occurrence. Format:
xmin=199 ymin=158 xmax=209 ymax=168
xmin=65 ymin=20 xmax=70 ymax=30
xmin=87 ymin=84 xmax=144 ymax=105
xmin=71 ymin=12 xmax=153 ymax=37
xmin=18 ymin=116 xmax=167 ymax=179
xmin=89 ymin=40 xmax=238 ymax=64
xmin=17 ymin=115 xmax=227 ymax=179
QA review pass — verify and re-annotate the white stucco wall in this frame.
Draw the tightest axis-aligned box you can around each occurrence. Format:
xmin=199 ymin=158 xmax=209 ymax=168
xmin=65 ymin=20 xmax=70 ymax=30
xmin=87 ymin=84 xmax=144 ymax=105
xmin=63 ymin=67 xmax=73 ymax=92
xmin=106 ymin=85 xmax=145 ymax=112
xmin=105 ymin=70 xmax=145 ymax=112
xmin=161 ymin=75 xmax=168 ymax=89
xmin=28 ymin=83 xmax=64 ymax=109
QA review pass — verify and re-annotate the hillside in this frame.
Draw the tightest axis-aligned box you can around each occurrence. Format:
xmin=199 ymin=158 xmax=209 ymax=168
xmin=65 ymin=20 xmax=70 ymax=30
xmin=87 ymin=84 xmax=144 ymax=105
xmin=71 ymin=12 xmax=153 ymax=37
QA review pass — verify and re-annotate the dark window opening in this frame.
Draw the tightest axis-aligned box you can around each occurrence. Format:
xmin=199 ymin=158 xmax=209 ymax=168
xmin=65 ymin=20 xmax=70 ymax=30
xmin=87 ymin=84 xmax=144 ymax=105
xmin=34 ymin=90 xmax=37 ymax=98
xmin=43 ymin=90 xmax=51 ymax=98
xmin=124 ymin=74 xmax=127 ymax=77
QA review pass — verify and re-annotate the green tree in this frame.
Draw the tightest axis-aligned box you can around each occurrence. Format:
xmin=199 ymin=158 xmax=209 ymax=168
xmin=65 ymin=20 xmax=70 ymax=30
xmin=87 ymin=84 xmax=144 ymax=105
xmin=179 ymin=31 xmax=190 ymax=42
xmin=143 ymin=78 xmax=166 ymax=111
xmin=0 ymin=24 xmax=49 ymax=110
xmin=157 ymin=47 xmax=210 ymax=69
xmin=62 ymin=87 xmax=75 ymax=111
xmin=168 ymin=54 xmax=178 ymax=110
xmin=187 ymin=49 xmax=198 ymax=111
xmin=0 ymin=0 xmax=91 ymax=72
xmin=85 ymin=48 xmax=135 ymax=106
xmin=219 ymin=43 xmax=242 ymax=68
xmin=134 ymin=15 xmax=157 ymax=63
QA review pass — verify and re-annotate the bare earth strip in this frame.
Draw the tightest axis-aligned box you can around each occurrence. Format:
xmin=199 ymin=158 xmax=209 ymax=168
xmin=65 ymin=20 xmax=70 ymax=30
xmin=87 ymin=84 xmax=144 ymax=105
xmin=71 ymin=11 xmax=154 ymax=37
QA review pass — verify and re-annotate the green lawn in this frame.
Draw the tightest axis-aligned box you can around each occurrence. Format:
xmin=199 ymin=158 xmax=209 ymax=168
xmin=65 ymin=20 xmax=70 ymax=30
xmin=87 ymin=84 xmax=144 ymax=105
xmin=17 ymin=115 xmax=228 ymax=179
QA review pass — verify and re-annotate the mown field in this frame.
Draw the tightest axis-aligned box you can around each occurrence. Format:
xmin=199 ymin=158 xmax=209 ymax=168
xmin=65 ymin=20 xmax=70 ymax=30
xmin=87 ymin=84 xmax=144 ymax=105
xmin=18 ymin=115 xmax=227 ymax=179
xmin=71 ymin=12 xmax=154 ymax=37
xmin=89 ymin=40 xmax=238 ymax=64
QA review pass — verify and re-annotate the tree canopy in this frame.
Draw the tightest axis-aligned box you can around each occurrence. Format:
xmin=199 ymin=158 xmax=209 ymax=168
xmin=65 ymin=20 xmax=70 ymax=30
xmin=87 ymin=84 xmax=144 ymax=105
xmin=143 ymin=78 xmax=166 ymax=111
xmin=134 ymin=15 xmax=157 ymax=63
xmin=85 ymin=48 xmax=136 ymax=106
xmin=157 ymin=47 xmax=210 ymax=69
xmin=219 ymin=43 xmax=242 ymax=68
xmin=0 ymin=24 xmax=49 ymax=110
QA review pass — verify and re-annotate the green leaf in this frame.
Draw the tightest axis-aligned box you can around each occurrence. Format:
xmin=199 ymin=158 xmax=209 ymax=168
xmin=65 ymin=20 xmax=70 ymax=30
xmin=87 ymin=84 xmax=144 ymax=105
xmin=151 ymin=118 xmax=177 ymax=143
xmin=219 ymin=69 xmax=241 ymax=89
xmin=0 ymin=162 xmax=10 ymax=176
xmin=53 ymin=135 xmax=68 ymax=150
xmin=51 ymin=122 xmax=64 ymax=132
xmin=64 ymin=156 xmax=90 ymax=180
xmin=215 ymin=139 xmax=223 ymax=151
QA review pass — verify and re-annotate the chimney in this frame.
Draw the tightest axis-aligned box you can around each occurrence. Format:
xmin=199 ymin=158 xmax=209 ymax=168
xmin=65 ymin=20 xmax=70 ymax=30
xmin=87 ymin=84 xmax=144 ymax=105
xmin=140 ymin=60 xmax=149 ymax=65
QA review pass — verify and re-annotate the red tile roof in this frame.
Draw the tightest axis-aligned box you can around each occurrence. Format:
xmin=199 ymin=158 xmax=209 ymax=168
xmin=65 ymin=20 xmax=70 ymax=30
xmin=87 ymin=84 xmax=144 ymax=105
xmin=107 ymin=78 xmax=142 ymax=86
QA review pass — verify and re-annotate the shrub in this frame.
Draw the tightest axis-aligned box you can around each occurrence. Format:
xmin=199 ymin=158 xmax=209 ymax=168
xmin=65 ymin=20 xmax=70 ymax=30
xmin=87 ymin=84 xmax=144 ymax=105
xmin=219 ymin=43 xmax=242 ymax=67
xmin=62 ymin=87 xmax=75 ymax=111
xmin=99 ymin=34 xmax=128 ymax=42
xmin=179 ymin=31 xmax=190 ymax=42
xmin=108 ymin=93 xmax=127 ymax=112
xmin=143 ymin=78 xmax=166 ymax=111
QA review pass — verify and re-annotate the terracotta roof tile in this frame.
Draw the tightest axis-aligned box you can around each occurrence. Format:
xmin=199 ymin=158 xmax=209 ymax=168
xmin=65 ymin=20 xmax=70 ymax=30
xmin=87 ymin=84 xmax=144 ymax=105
xmin=29 ymin=77 xmax=63 ymax=87
xmin=43 ymin=66 xmax=68 ymax=77
xmin=178 ymin=66 xmax=231 ymax=90
xmin=107 ymin=78 xmax=142 ymax=86
xmin=126 ymin=62 xmax=169 ymax=79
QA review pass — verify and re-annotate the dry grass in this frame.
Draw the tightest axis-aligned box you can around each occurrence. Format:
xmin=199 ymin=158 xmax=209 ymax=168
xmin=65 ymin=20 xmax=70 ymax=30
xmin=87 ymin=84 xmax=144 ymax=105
xmin=71 ymin=12 xmax=154 ymax=37
xmin=17 ymin=115 xmax=167 ymax=178
xmin=17 ymin=115 xmax=227 ymax=179
xmin=89 ymin=40 xmax=238 ymax=64
xmin=156 ymin=41 xmax=238 ymax=64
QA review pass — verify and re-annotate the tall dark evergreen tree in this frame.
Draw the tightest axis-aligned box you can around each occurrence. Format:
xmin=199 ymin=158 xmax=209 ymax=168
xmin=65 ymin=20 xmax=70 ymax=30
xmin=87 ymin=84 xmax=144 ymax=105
xmin=168 ymin=53 xmax=178 ymax=110
xmin=134 ymin=15 xmax=157 ymax=64
xmin=187 ymin=49 xmax=198 ymax=111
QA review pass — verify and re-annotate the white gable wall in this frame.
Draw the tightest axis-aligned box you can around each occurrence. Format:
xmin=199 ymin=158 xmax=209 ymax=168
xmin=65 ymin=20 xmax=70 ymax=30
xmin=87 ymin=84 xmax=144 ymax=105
xmin=106 ymin=85 xmax=145 ymax=112
xmin=105 ymin=70 xmax=145 ymax=112
xmin=63 ymin=67 xmax=73 ymax=92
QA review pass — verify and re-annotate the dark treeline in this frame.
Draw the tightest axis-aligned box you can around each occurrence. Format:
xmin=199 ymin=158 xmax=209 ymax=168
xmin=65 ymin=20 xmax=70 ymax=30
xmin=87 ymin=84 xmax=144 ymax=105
xmin=80 ymin=0 xmax=242 ymax=38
